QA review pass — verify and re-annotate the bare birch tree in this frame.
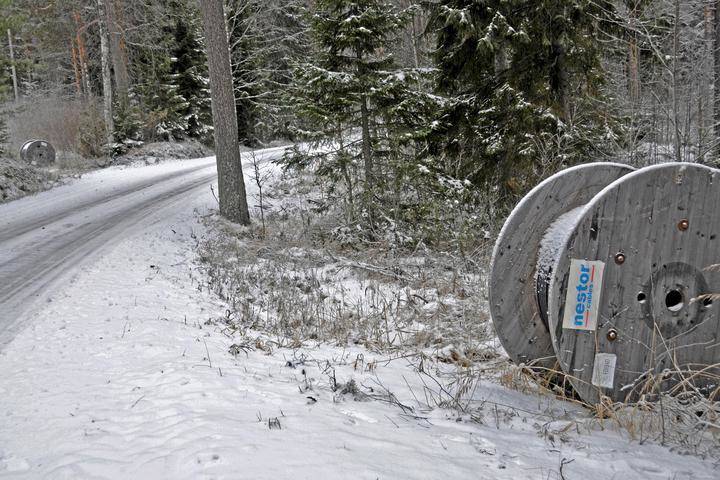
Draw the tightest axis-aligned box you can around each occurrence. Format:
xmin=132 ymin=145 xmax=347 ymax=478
xmin=96 ymin=0 xmax=114 ymax=147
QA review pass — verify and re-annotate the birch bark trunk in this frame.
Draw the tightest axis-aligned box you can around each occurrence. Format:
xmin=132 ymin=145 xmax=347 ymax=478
xmin=97 ymin=0 xmax=114 ymax=147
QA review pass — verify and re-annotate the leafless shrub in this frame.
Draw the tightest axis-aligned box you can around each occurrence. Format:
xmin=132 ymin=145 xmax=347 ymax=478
xmin=7 ymin=96 xmax=102 ymax=162
xmin=592 ymin=391 xmax=720 ymax=457
xmin=197 ymin=169 xmax=490 ymax=354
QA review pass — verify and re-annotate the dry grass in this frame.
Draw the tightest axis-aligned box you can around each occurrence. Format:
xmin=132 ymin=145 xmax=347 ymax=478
xmin=196 ymin=169 xmax=491 ymax=355
xmin=6 ymin=97 xmax=93 ymax=159
xmin=196 ymin=166 xmax=720 ymax=459
xmin=197 ymin=222 xmax=490 ymax=353
xmin=497 ymin=360 xmax=720 ymax=457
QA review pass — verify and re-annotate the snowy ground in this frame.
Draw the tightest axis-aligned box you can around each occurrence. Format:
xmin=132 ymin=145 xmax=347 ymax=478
xmin=0 ymin=150 xmax=718 ymax=479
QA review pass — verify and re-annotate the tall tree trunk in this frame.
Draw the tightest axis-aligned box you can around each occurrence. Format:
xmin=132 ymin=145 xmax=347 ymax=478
xmin=628 ymin=4 xmax=640 ymax=103
xmin=672 ymin=0 xmax=681 ymax=162
xmin=628 ymin=37 xmax=640 ymax=101
xmin=550 ymin=10 xmax=569 ymax=121
xmin=700 ymin=4 xmax=713 ymax=163
xmin=73 ymin=12 xmax=92 ymax=96
xmin=715 ymin=1 xmax=720 ymax=157
xmin=198 ymin=0 xmax=251 ymax=225
xmin=494 ymin=43 xmax=508 ymax=82
xmin=97 ymin=0 xmax=114 ymax=147
xmin=7 ymin=29 xmax=19 ymax=101
xmin=550 ymin=40 xmax=569 ymax=121
xmin=70 ymin=39 xmax=82 ymax=96
xmin=106 ymin=0 xmax=129 ymax=105
xmin=360 ymin=93 xmax=373 ymax=186
xmin=356 ymin=45 xmax=373 ymax=187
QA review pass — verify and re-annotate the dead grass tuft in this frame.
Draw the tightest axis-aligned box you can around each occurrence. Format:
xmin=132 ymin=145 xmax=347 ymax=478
xmin=197 ymin=170 xmax=490 ymax=355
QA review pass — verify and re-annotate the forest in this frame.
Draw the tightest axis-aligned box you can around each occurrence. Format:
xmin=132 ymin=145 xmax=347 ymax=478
xmin=1 ymin=0 xmax=719 ymax=241
xmin=2 ymin=2 xmax=720 ymax=473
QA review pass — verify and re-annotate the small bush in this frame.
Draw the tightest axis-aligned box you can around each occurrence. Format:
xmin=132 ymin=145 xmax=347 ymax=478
xmin=77 ymin=103 xmax=107 ymax=158
xmin=197 ymin=169 xmax=490 ymax=353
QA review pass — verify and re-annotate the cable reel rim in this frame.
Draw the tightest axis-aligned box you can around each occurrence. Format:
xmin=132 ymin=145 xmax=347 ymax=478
xmin=488 ymin=162 xmax=635 ymax=367
xmin=547 ymin=162 xmax=720 ymax=404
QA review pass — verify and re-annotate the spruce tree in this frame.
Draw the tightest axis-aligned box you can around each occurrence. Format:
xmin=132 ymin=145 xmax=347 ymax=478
xmin=133 ymin=0 xmax=211 ymax=143
xmin=289 ymin=0 xmax=448 ymax=239
xmin=291 ymin=0 xmax=408 ymax=188
xmin=427 ymin=0 xmax=618 ymax=200
xmin=170 ymin=6 xmax=212 ymax=142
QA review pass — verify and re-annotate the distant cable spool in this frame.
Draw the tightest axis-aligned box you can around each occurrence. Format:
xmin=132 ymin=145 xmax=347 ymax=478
xmin=490 ymin=162 xmax=720 ymax=405
xmin=20 ymin=139 xmax=55 ymax=167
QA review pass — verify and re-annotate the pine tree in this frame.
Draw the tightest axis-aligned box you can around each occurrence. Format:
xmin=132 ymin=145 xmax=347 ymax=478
xmin=427 ymin=0 xmax=619 ymax=200
xmin=197 ymin=0 xmax=250 ymax=224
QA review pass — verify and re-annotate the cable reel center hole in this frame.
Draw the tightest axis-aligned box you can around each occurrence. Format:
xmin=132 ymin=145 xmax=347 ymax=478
xmin=665 ymin=289 xmax=684 ymax=312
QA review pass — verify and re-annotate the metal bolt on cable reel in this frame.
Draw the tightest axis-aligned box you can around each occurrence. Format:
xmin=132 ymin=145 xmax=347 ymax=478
xmin=489 ymin=162 xmax=720 ymax=404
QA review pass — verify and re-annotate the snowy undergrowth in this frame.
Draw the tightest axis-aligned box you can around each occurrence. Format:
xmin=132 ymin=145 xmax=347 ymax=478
xmin=197 ymin=208 xmax=490 ymax=353
xmin=197 ymin=166 xmax=720 ymax=465
xmin=0 ymin=158 xmax=60 ymax=203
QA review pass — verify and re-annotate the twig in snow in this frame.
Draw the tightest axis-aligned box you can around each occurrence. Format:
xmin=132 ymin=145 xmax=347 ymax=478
xmin=559 ymin=458 xmax=574 ymax=480
xmin=203 ymin=338 xmax=212 ymax=368
xmin=131 ymin=395 xmax=145 ymax=409
xmin=327 ymin=252 xmax=411 ymax=282
xmin=385 ymin=414 xmax=400 ymax=428
xmin=249 ymin=150 xmax=272 ymax=237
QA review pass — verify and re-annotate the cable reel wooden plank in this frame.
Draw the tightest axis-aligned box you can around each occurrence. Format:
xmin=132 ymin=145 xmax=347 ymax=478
xmin=547 ymin=163 xmax=720 ymax=404
xmin=489 ymin=163 xmax=634 ymax=367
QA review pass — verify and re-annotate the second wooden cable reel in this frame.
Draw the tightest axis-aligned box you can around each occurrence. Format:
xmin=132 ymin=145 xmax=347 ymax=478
xmin=489 ymin=162 xmax=720 ymax=404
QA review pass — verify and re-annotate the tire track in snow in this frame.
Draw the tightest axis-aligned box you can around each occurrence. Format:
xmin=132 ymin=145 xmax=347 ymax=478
xmin=0 ymin=163 xmax=217 ymax=347
xmin=0 ymin=161 xmax=216 ymax=244
xmin=0 ymin=144 xmax=288 ymax=348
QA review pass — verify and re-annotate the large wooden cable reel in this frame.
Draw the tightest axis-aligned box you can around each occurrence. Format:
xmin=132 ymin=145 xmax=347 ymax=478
xmin=491 ymin=162 xmax=720 ymax=405
xmin=20 ymin=139 xmax=56 ymax=167
xmin=489 ymin=163 xmax=635 ymax=368
xmin=549 ymin=163 xmax=720 ymax=404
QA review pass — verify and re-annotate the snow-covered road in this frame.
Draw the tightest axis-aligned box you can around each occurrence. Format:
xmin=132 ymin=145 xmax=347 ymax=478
xmin=0 ymin=147 xmax=284 ymax=347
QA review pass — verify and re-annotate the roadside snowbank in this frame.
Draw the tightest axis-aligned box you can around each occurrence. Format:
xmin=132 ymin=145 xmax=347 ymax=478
xmin=113 ymin=141 xmax=213 ymax=167
xmin=0 ymin=158 xmax=56 ymax=203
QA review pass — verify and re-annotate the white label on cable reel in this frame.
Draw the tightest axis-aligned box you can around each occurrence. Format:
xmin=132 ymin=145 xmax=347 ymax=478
xmin=591 ymin=353 xmax=617 ymax=389
xmin=562 ymin=259 xmax=605 ymax=331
